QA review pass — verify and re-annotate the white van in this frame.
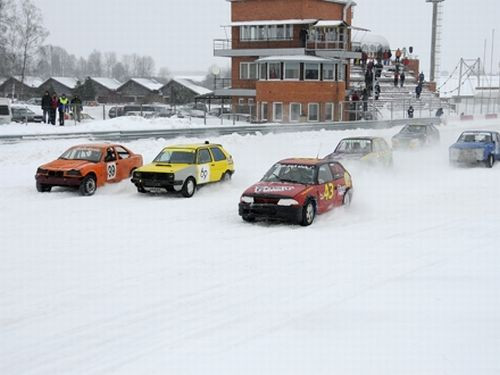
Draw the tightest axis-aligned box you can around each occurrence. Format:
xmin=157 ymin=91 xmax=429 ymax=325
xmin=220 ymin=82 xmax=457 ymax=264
xmin=0 ymin=98 xmax=12 ymax=125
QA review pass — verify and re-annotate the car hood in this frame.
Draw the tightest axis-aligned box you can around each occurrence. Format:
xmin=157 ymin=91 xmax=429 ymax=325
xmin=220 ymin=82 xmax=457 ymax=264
xmin=393 ymin=133 xmax=425 ymax=140
xmin=243 ymin=182 xmax=309 ymax=198
xmin=137 ymin=163 xmax=191 ymax=174
xmin=41 ymin=159 xmax=95 ymax=171
xmin=450 ymin=142 xmax=493 ymax=150
xmin=327 ymin=152 xmax=368 ymax=161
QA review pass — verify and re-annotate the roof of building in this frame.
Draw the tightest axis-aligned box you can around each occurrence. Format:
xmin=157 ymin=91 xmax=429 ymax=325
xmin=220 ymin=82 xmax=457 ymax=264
xmin=90 ymin=77 xmax=122 ymax=91
xmin=169 ymin=78 xmax=212 ymax=96
xmin=351 ymin=32 xmax=390 ymax=52
xmin=225 ymin=19 xmax=317 ymax=27
xmin=128 ymin=78 xmax=163 ymax=91
xmin=256 ymin=55 xmax=339 ymax=63
xmin=48 ymin=77 xmax=80 ymax=89
xmin=314 ymin=20 xmax=346 ymax=28
xmin=0 ymin=77 xmax=7 ymax=86
xmin=11 ymin=76 xmax=44 ymax=88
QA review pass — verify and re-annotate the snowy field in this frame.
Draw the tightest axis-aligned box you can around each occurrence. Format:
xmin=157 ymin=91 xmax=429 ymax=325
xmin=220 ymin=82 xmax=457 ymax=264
xmin=1 ymin=119 xmax=500 ymax=374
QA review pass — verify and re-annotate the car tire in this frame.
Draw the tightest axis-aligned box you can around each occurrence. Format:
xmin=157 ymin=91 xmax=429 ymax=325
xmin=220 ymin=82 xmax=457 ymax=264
xmin=181 ymin=177 xmax=196 ymax=198
xmin=486 ymin=154 xmax=495 ymax=168
xmin=137 ymin=185 xmax=147 ymax=193
xmin=343 ymin=189 xmax=353 ymax=207
xmin=299 ymin=200 xmax=316 ymax=227
xmin=242 ymin=215 xmax=255 ymax=223
xmin=221 ymin=171 xmax=232 ymax=182
xmin=79 ymin=175 xmax=97 ymax=196
xmin=36 ymin=182 xmax=52 ymax=193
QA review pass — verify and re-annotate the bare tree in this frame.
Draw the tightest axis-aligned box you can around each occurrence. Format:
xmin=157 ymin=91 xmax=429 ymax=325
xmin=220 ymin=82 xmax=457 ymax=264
xmin=158 ymin=67 xmax=171 ymax=80
xmin=104 ymin=52 xmax=117 ymax=77
xmin=87 ymin=50 xmax=103 ymax=77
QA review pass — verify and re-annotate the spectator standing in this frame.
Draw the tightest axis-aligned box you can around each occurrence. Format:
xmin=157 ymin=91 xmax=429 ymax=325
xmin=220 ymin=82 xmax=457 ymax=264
xmin=49 ymin=94 xmax=58 ymax=125
xmin=41 ymin=91 xmax=51 ymax=124
xmin=361 ymin=88 xmax=369 ymax=112
xmin=415 ymin=84 xmax=423 ymax=99
xmin=393 ymin=72 xmax=399 ymax=87
xmin=418 ymin=72 xmax=425 ymax=84
xmin=375 ymin=61 xmax=383 ymax=79
xmin=71 ymin=95 xmax=83 ymax=123
xmin=58 ymin=94 xmax=69 ymax=126
xmin=408 ymin=105 xmax=415 ymax=119
xmin=374 ymin=83 xmax=381 ymax=100
xmin=400 ymin=71 xmax=406 ymax=88
xmin=395 ymin=48 xmax=402 ymax=63
xmin=361 ymin=51 xmax=368 ymax=71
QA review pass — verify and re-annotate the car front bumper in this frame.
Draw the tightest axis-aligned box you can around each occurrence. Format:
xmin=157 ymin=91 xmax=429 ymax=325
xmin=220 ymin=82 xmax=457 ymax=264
xmin=35 ymin=174 xmax=83 ymax=187
xmin=131 ymin=177 xmax=184 ymax=188
xmin=239 ymin=203 xmax=301 ymax=222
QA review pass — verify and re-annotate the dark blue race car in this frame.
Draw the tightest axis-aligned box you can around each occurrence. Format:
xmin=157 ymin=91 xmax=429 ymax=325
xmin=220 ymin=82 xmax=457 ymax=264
xmin=449 ymin=130 xmax=500 ymax=168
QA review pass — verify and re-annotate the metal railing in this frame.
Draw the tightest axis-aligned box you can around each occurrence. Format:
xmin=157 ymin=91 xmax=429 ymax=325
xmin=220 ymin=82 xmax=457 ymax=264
xmin=305 ymin=40 xmax=348 ymax=51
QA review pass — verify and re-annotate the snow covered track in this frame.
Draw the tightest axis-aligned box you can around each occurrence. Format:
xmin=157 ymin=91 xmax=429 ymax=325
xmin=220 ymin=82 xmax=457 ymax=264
xmin=1 ymin=119 xmax=500 ymax=374
xmin=0 ymin=118 xmax=439 ymax=144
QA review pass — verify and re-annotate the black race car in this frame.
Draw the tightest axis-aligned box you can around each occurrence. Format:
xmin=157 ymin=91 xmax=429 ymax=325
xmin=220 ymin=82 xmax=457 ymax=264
xmin=392 ymin=124 xmax=440 ymax=150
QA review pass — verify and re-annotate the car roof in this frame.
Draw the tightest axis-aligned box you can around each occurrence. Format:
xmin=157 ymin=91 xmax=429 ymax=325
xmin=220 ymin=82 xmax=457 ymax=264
xmin=166 ymin=143 xmax=223 ymax=150
xmin=340 ymin=136 xmax=378 ymax=141
xmin=70 ymin=143 xmax=121 ymax=149
xmin=461 ymin=130 xmax=498 ymax=134
xmin=278 ymin=158 xmax=328 ymax=166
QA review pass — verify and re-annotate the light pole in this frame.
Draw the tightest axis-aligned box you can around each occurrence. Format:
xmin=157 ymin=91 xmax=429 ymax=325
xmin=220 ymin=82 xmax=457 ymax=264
xmin=426 ymin=0 xmax=445 ymax=82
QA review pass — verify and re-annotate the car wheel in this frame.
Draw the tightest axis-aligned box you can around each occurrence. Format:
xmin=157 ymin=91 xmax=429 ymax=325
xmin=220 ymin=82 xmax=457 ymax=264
xmin=343 ymin=190 xmax=353 ymax=207
xmin=137 ymin=185 xmax=147 ymax=193
xmin=221 ymin=171 xmax=232 ymax=182
xmin=486 ymin=154 xmax=495 ymax=168
xmin=299 ymin=200 xmax=316 ymax=226
xmin=79 ymin=175 xmax=97 ymax=196
xmin=242 ymin=215 xmax=255 ymax=223
xmin=181 ymin=177 xmax=196 ymax=198
xmin=36 ymin=182 xmax=52 ymax=193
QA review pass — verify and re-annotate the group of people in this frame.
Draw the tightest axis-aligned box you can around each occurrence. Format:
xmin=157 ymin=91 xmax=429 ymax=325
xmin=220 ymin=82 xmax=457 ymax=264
xmin=41 ymin=91 xmax=82 ymax=126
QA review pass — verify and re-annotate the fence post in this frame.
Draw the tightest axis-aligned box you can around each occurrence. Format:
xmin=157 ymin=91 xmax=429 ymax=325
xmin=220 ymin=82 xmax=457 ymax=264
xmin=103 ymin=104 xmax=106 ymax=121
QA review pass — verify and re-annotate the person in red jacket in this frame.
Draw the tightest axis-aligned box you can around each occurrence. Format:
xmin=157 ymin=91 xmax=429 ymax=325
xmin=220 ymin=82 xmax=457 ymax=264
xmin=49 ymin=94 xmax=58 ymax=125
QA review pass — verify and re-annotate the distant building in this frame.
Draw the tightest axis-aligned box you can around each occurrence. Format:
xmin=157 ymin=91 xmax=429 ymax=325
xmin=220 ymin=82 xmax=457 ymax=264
xmin=39 ymin=77 xmax=79 ymax=96
xmin=117 ymin=78 xmax=164 ymax=103
xmin=87 ymin=77 xmax=123 ymax=103
xmin=0 ymin=76 xmax=43 ymax=99
xmin=162 ymin=78 xmax=212 ymax=105
xmin=213 ymin=0 xmax=360 ymax=122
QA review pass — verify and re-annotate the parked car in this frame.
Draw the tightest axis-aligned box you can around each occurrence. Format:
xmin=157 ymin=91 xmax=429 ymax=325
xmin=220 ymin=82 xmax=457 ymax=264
xmin=0 ymin=98 xmax=12 ymax=125
xmin=392 ymin=124 xmax=440 ymax=150
xmin=131 ymin=142 xmax=235 ymax=197
xmin=239 ymin=158 xmax=353 ymax=226
xmin=449 ymin=131 xmax=500 ymax=168
xmin=11 ymin=106 xmax=43 ymax=123
xmin=108 ymin=106 xmax=124 ymax=119
xmin=35 ymin=144 xmax=143 ymax=196
xmin=25 ymin=98 xmax=42 ymax=106
xmin=325 ymin=137 xmax=393 ymax=167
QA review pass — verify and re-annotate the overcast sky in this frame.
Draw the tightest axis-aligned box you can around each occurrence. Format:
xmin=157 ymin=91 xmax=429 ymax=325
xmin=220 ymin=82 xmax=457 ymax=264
xmin=32 ymin=0 xmax=500 ymax=77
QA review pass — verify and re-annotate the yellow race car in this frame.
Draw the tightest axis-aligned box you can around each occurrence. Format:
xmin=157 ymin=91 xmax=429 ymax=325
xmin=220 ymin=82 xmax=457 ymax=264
xmin=131 ymin=142 xmax=235 ymax=197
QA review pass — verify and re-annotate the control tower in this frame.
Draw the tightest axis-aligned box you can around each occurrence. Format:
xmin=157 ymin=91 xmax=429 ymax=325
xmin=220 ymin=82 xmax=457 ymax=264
xmin=426 ymin=0 xmax=445 ymax=82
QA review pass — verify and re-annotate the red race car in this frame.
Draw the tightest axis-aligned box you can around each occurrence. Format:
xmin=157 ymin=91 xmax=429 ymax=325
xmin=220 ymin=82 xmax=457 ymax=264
xmin=35 ymin=143 xmax=143 ymax=196
xmin=239 ymin=158 xmax=353 ymax=226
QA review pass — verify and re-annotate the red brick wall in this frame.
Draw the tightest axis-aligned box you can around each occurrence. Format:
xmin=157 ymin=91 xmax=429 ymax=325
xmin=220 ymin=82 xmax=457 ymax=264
xmin=232 ymin=25 xmax=304 ymax=49
xmin=232 ymin=57 xmax=259 ymax=89
xmin=232 ymin=0 xmax=352 ymax=25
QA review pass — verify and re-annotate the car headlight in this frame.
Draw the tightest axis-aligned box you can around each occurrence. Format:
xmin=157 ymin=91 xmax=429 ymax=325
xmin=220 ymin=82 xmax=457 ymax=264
xmin=277 ymin=198 xmax=299 ymax=206
xmin=241 ymin=196 xmax=254 ymax=204
xmin=37 ymin=168 xmax=48 ymax=174
xmin=66 ymin=169 xmax=82 ymax=176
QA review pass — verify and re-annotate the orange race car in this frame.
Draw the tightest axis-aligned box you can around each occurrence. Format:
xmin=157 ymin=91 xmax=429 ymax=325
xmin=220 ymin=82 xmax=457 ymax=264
xmin=35 ymin=143 xmax=143 ymax=196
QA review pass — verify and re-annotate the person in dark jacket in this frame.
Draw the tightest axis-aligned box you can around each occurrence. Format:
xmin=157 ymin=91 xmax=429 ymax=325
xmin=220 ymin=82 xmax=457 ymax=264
xmin=408 ymin=105 xmax=415 ymax=119
xmin=418 ymin=72 xmax=425 ymax=84
xmin=435 ymin=107 xmax=444 ymax=118
xmin=394 ymin=72 xmax=399 ymax=87
xmin=70 ymin=95 xmax=83 ymax=123
xmin=41 ymin=91 xmax=51 ymax=124
xmin=415 ymin=84 xmax=423 ymax=99
xmin=361 ymin=88 xmax=369 ymax=112
xmin=49 ymin=94 xmax=58 ymax=125
xmin=400 ymin=71 xmax=406 ymax=88
xmin=374 ymin=83 xmax=381 ymax=100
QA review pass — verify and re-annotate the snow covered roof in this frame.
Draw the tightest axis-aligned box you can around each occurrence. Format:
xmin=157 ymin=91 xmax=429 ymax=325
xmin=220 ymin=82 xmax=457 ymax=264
xmin=225 ymin=19 xmax=317 ymax=27
xmin=90 ymin=77 xmax=122 ymax=91
xmin=313 ymin=20 xmax=345 ymax=28
xmin=170 ymin=78 xmax=212 ymax=96
xmin=49 ymin=77 xmax=80 ymax=89
xmin=351 ymin=32 xmax=390 ymax=52
xmin=129 ymin=78 xmax=163 ymax=91
xmin=256 ymin=55 xmax=338 ymax=63
xmin=0 ymin=77 xmax=7 ymax=86
xmin=12 ymin=76 xmax=44 ymax=88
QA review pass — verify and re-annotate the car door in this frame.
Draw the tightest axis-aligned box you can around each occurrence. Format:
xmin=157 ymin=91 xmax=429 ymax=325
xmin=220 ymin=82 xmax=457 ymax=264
xmin=329 ymin=162 xmax=348 ymax=206
xmin=196 ymin=148 xmax=213 ymax=184
xmin=114 ymin=145 xmax=134 ymax=181
xmin=103 ymin=147 xmax=119 ymax=183
xmin=209 ymin=146 xmax=228 ymax=181
xmin=316 ymin=164 xmax=336 ymax=213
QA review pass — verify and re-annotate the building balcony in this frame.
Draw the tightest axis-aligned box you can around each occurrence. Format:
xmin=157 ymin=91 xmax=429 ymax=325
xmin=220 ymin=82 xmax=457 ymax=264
xmin=214 ymin=39 xmax=306 ymax=57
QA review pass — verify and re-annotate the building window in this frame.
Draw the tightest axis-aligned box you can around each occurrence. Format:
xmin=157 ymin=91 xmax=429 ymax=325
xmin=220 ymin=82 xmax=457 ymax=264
xmin=268 ymin=62 xmax=281 ymax=80
xmin=323 ymin=64 xmax=335 ymax=81
xmin=338 ymin=63 xmax=345 ymax=81
xmin=284 ymin=62 xmax=300 ymax=80
xmin=308 ymin=103 xmax=319 ymax=122
xmin=240 ymin=25 xmax=293 ymax=41
xmin=305 ymin=64 xmax=320 ymax=80
xmin=273 ymin=102 xmax=283 ymax=122
xmin=240 ymin=62 xmax=258 ymax=80
xmin=290 ymin=103 xmax=301 ymax=122
xmin=261 ymin=102 xmax=268 ymax=121
xmin=325 ymin=103 xmax=334 ymax=121
xmin=259 ymin=63 xmax=267 ymax=80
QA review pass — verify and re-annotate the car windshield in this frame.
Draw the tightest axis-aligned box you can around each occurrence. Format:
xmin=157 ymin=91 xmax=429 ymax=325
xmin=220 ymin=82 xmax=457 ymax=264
xmin=154 ymin=149 xmax=196 ymax=164
xmin=13 ymin=108 xmax=32 ymax=115
xmin=459 ymin=132 xmax=492 ymax=143
xmin=401 ymin=125 xmax=427 ymax=134
xmin=60 ymin=148 xmax=102 ymax=162
xmin=335 ymin=139 xmax=372 ymax=154
xmin=262 ymin=163 xmax=316 ymax=185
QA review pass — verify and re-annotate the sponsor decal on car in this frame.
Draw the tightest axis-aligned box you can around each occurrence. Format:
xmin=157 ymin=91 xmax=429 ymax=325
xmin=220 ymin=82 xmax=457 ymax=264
xmin=255 ymin=185 xmax=295 ymax=193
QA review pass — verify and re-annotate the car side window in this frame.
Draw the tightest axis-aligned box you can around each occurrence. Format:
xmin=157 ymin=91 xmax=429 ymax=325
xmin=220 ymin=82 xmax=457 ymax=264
xmin=329 ymin=163 xmax=345 ymax=180
xmin=317 ymin=164 xmax=334 ymax=184
xmin=210 ymin=147 xmax=227 ymax=162
xmin=105 ymin=147 xmax=117 ymax=162
xmin=115 ymin=146 xmax=130 ymax=159
xmin=197 ymin=149 xmax=212 ymax=164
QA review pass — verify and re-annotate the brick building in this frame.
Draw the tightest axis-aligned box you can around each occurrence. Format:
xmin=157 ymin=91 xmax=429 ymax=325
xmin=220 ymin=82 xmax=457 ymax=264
xmin=213 ymin=0 xmax=360 ymax=122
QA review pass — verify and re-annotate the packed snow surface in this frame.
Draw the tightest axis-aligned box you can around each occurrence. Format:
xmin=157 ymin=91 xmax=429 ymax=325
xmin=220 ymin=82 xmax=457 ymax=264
xmin=1 ymin=119 xmax=500 ymax=374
